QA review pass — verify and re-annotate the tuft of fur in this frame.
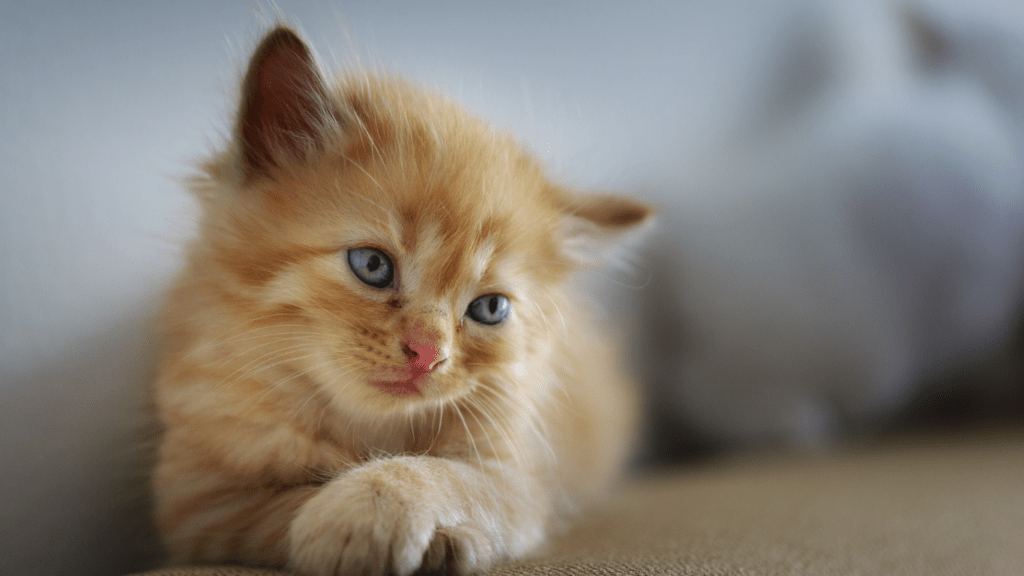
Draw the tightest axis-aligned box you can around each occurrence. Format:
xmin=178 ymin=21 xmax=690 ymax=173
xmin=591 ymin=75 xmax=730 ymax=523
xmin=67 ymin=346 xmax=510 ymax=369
xmin=152 ymin=25 xmax=652 ymax=576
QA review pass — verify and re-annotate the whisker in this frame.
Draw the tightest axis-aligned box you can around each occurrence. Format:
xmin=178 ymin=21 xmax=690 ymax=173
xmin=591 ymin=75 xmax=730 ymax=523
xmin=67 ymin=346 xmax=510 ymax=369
xmin=452 ymin=402 xmax=484 ymax=471
xmin=209 ymin=342 xmax=323 ymax=395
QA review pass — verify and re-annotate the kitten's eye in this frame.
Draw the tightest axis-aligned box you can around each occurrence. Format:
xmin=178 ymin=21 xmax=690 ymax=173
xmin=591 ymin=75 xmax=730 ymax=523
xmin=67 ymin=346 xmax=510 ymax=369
xmin=347 ymin=247 xmax=394 ymax=289
xmin=467 ymin=294 xmax=510 ymax=325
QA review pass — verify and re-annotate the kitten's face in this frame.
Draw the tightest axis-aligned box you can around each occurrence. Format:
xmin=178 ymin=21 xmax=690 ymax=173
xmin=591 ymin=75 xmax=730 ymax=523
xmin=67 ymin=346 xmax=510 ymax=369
xmin=230 ymin=130 xmax=565 ymax=416
xmin=195 ymin=29 xmax=650 ymax=419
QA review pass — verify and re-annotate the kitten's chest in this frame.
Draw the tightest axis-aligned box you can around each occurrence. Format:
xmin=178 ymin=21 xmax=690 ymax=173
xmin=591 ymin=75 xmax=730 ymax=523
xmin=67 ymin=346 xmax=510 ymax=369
xmin=314 ymin=407 xmax=455 ymax=464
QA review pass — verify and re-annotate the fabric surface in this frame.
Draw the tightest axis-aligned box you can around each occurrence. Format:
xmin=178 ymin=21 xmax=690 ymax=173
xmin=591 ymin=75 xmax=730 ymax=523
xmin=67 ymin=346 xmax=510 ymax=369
xmin=133 ymin=427 xmax=1024 ymax=576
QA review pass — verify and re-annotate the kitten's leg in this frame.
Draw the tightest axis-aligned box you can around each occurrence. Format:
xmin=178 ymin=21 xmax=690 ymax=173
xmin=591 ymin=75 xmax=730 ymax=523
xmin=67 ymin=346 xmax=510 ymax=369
xmin=152 ymin=420 xmax=345 ymax=568
xmin=154 ymin=462 xmax=318 ymax=567
xmin=288 ymin=455 xmax=549 ymax=576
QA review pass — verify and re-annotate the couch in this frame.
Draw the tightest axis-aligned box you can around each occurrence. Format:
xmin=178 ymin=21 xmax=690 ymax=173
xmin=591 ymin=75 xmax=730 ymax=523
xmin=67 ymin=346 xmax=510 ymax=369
xmin=130 ymin=425 xmax=1024 ymax=576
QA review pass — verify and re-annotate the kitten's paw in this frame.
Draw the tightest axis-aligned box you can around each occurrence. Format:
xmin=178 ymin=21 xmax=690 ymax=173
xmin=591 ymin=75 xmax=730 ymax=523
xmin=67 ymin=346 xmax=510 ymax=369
xmin=418 ymin=525 xmax=493 ymax=575
xmin=288 ymin=458 xmax=496 ymax=576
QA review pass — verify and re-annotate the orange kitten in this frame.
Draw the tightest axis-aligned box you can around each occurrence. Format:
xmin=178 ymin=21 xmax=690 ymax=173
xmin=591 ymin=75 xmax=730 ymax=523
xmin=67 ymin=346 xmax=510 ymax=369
xmin=152 ymin=25 xmax=652 ymax=576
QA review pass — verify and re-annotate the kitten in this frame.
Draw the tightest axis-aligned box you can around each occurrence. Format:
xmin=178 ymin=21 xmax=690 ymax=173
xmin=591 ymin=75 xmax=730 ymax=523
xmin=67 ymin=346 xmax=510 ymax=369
xmin=151 ymin=25 xmax=651 ymax=576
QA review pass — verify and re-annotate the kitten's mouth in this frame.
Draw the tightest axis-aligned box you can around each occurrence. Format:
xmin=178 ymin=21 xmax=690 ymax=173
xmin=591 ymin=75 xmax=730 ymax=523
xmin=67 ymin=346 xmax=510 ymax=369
xmin=370 ymin=377 xmax=423 ymax=397
xmin=369 ymin=366 xmax=429 ymax=397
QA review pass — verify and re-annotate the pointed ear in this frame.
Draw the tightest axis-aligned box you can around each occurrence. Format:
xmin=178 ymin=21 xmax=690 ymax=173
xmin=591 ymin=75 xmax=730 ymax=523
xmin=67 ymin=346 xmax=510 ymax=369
xmin=236 ymin=26 xmax=332 ymax=179
xmin=559 ymin=192 xmax=655 ymax=268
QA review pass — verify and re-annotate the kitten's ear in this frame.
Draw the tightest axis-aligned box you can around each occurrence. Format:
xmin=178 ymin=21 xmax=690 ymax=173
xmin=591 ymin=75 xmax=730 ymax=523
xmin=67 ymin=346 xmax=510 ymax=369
xmin=559 ymin=192 xmax=655 ymax=268
xmin=236 ymin=26 xmax=332 ymax=179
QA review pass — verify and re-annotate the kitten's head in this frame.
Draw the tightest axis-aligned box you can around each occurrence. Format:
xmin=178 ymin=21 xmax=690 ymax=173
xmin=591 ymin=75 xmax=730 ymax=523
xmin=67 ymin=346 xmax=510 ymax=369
xmin=191 ymin=27 xmax=651 ymax=418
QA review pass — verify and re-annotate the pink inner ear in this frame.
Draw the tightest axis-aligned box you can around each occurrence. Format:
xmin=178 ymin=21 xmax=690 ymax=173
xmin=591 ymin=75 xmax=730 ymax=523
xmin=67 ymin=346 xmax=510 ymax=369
xmin=571 ymin=194 xmax=653 ymax=230
xmin=238 ymin=28 xmax=327 ymax=177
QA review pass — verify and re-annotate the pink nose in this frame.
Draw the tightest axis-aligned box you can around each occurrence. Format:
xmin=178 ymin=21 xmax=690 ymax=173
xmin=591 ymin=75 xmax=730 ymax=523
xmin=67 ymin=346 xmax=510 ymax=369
xmin=402 ymin=340 xmax=445 ymax=372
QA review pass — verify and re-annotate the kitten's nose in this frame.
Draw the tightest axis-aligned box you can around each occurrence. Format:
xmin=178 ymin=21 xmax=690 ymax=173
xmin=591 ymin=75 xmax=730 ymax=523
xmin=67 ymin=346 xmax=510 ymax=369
xmin=401 ymin=340 xmax=447 ymax=372
xmin=401 ymin=314 xmax=451 ymax=373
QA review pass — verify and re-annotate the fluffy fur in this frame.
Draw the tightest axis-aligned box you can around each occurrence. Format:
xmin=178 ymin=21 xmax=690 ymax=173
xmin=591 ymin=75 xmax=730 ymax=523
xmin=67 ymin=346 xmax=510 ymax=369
xmin=151 ymin=26 xmax=651 ymax=576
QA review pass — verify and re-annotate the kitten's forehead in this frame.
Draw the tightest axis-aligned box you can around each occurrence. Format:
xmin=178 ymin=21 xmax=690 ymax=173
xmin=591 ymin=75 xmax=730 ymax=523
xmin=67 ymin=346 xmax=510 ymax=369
xmin=309 ymin=79 xmax=565 ymax=298
xmin=400 ymin=213 xmax=505 ymax=299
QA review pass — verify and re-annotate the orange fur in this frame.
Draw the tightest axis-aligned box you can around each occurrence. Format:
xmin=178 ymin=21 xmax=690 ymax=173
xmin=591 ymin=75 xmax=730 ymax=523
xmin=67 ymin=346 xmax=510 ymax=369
xmin=152 ymin=25 xmax=652 ymax=576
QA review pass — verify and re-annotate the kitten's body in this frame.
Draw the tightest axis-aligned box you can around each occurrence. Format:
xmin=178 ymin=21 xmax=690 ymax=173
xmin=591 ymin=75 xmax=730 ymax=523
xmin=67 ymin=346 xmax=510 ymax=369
xmin=152 ymin=27 xmax=649 ymax=575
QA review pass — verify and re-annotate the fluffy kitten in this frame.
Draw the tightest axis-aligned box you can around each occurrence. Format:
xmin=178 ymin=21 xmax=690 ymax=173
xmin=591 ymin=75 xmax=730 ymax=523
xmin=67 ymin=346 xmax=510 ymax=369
xmin=151 ymin=25 xmax=651 ymax=576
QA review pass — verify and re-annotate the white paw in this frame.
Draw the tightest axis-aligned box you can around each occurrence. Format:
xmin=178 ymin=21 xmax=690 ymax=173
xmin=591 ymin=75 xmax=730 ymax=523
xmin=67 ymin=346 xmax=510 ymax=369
xmin=288 ymin=458 xmax=496 ymax=576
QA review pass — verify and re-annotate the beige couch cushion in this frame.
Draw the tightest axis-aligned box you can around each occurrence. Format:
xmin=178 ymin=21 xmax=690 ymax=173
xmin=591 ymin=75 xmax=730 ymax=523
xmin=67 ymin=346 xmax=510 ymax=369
xmin=134 ymin=427 xmax=1024 ymax=576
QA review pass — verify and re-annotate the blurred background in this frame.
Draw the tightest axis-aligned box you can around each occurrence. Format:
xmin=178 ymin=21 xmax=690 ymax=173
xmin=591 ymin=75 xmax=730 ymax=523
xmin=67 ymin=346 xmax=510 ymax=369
xmin=3 ymin=1 xmax=1024 ymax=574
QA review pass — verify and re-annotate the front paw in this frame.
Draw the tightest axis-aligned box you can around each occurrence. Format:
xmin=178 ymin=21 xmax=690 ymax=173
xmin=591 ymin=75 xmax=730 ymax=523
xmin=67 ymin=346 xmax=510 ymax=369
xmin=288 ymin=457 xmax=496 ymax=576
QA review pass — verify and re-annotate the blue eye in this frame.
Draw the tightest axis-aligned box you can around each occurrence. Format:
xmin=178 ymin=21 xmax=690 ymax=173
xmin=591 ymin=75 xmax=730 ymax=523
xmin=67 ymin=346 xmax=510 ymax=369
xmin=467 ymin=294 xmax=510 ymax=325
xmin=347 ymin=247 xmax=394 ymax=289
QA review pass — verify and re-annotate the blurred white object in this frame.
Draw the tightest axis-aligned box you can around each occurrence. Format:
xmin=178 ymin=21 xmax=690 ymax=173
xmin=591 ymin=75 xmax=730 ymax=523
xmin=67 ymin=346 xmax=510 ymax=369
xmin=644 ymin=0 xmax=1024 ymax=446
